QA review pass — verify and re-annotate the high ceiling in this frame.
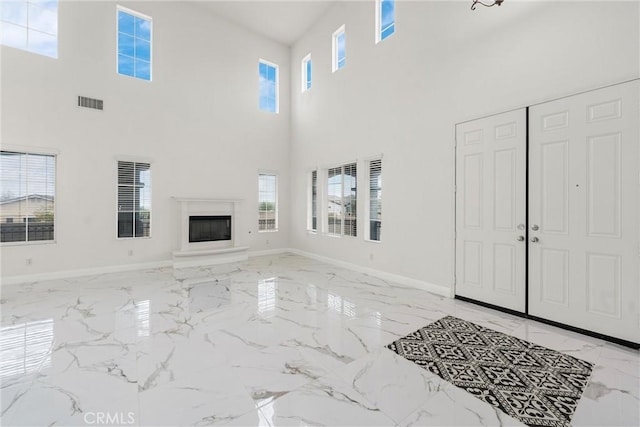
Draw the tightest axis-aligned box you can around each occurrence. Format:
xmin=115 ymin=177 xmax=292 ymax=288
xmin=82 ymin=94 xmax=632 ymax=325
xmin=191 ymin=1 xmax=336 ymax=46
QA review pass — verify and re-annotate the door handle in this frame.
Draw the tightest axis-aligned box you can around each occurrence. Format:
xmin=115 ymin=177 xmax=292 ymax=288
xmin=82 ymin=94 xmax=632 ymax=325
xmin=530 ymin=237 xmax=539 ymax=243
xmin=516 ymin=235 xmax=525 ymax=241
xmin=531 ymin=224 xmax=539 ymax=231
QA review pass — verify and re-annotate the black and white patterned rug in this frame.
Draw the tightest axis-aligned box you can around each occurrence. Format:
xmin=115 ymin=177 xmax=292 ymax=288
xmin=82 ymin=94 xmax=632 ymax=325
xmin=386 ymin=316 xmax=593 ymax=427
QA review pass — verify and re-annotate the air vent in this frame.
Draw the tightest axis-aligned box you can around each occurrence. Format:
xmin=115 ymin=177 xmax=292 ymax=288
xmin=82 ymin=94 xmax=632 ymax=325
xmin=77 ymin=96 xmax=103 ymax=110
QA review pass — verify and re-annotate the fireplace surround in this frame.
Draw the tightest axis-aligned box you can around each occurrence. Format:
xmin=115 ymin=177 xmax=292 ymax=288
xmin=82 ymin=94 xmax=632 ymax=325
xmin=172 ymin=198 xmax=248 ymax=267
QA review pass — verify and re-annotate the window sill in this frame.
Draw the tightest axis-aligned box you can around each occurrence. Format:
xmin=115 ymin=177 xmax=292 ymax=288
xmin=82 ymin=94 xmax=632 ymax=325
xmin=258 ymin=229 xmax=279 ymax=233
xmin=365 ymin=239 xmax=382 ymax=244
xmin=1 ymin=240 xmax=57 ymax=247
xmin=116 ymin=236 xmax=152 ymax=240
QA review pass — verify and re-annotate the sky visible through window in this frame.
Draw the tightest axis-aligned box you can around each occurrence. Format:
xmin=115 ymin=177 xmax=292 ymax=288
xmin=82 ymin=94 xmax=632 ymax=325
xmin=305 ymin=58 xmax=312 ymax=91
xmin=336 ymin=31 xmax=345 ymax=69
xmin=380 ymin=0 xmax=395 ymax=41
xmin=118 ymin=9 xmax=151 ymax=81
xmin=259 ymin=61 xmax=277 ymax=113
xmin=0 ymin=0 xmax=58 ymax=58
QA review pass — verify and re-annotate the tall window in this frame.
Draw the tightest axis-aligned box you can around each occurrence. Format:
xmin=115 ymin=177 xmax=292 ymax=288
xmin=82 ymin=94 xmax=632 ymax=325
xmin=368 ymin=159 xmax=382 ymax=241
xmin=117 ymin=7 xmax=152 ymax=81
xmin=259 ymin=60 xmax=278 ymax=113
xmin=376 ymin=0 xmax=395 ymax=43
xmin=117 ymin=161 xmax=151 ymax=238
xmin=310 ymin=170 xmax=317 ymax=231
xmin=301 ymin=54 xmax=312 ymax=92
xmin=258 ymin=173 xmax=277 ymax=231
xmin=0 ymin=151 xmax=56 ymax=243
xmin=332 ymin=25 xmax=346 ymax=72
xmin=0 ymin=0 xmax=58 ymax=58
xmin=327 ymin=163 xmax=357 ymax=237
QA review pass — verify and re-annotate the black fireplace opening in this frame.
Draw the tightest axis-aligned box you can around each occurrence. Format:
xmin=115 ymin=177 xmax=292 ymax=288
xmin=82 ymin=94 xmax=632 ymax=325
xmin=189 ymin=215 xmax=231 ymax=243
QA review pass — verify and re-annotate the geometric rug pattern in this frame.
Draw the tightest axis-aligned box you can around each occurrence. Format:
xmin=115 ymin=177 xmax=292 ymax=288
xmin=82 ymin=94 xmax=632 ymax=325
xmin=386 ymin=316 xmax=594 ymax=427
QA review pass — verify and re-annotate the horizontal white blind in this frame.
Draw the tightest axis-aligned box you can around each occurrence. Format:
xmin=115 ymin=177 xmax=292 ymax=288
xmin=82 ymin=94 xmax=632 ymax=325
xmin=0 ymin=151 xmax=56 ymax=243
xmin=369 ymin=159 xmax=382 ymax=241
xmin=311 ymin=170 xmax=318 ymax=231
xmin=258 ymin=174 xmax=277 ymax=231
xmin=117 ymin=161 xmax=151 ymax=238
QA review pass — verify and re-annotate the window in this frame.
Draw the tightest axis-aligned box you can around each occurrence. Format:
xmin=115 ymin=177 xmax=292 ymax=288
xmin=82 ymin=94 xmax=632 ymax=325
xmin=0 ymin=151 xmax=56 ymax=243
xmin=309 ymin=170 xmax=317 ymax=231
xmin=117 ymin=161 xmax=151 ymax=238
xmin=0 ymin=0 xmax=58 ymax=58
xmin=327 ymin=163 xmax=356 ymax=237
xmin=367 ymin=159 xmax=382 ymax=241
xmin=301 ymin=54 xmax=312 ymax=92
xmin=117 ymin=7 xmax=152 ymax=81
xmin=332 ymin=25 xmax=346 ymax=72
xmin=259 ymin=60 xmax=278 ymax=113
xmin=376 ymin=0 xmax=395 ymax=43
xmin=258 ymin=173 xmax=277 ymax=231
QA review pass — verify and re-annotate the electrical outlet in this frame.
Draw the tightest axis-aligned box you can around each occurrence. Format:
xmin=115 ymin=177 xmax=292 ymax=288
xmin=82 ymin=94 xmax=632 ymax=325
xmin=25 ymin=258 xmax=32 ymax=266
xmin=369 ymin=253 xmax=374 ymax=261
xmin=128 ymin=250 xmax=134 ymax=256
xmin=266 ymin=239 xmax=270 ymax=245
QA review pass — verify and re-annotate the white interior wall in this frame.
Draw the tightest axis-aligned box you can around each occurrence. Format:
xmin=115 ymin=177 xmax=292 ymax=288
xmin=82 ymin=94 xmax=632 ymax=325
xmin=290 ymin=1 xmax=640 ymax=293
xmin=1 ymin=1 xmax=291 ymax=278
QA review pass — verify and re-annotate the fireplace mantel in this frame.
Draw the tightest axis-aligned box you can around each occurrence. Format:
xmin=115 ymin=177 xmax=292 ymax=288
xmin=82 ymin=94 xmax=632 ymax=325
xmin=171 ymin=197 xmax=248 ymax=268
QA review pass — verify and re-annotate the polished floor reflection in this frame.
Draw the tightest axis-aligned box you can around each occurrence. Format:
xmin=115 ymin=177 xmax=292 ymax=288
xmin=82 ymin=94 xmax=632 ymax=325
xmin=1 ymin=253 xmax=638 ymax=426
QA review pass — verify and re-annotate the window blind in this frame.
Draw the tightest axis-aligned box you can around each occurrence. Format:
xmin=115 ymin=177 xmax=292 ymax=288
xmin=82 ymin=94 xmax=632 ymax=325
xmin=117 ymin=161 xmax=151 ymax=238
xmin=0 ymin=151 xmax=56 ymax=243
xmin=311 ymin=170 xmax=318 ymax=231
xmin=369 ymin=159 xmax=382 ymax=241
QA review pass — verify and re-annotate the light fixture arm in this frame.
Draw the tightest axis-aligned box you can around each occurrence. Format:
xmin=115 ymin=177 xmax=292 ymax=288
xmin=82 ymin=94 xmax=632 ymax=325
xmin=471 ymin=0 xmax=504 ymax=10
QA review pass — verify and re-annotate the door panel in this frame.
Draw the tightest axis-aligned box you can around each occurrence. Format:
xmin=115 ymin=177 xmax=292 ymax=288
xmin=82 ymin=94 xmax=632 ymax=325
xmin=529 ymin=80 xmax=639 ymax=343
xmin=455 ymin=109 xmax=527 ymax=312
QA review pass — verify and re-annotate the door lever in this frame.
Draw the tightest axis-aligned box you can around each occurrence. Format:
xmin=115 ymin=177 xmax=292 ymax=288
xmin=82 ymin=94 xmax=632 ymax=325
xmin=530 ymin=237 xmax=539 ymax=243
xmin=517 ymin=236 xmax=525 ymax=241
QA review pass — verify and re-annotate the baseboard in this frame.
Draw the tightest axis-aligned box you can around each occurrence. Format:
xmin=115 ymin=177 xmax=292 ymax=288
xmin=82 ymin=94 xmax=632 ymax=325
xmin=289 ymin=248 xmax=452 ymax=298
xmin=0 ymin=260 xmax=173 ymax=287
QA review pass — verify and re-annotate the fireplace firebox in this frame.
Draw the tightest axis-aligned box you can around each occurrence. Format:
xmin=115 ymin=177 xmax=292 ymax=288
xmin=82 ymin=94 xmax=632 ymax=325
xmin=188 ymin=215 xmax=231 ymax=243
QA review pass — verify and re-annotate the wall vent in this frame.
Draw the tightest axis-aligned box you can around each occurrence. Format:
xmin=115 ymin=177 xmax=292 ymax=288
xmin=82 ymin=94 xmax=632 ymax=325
xmin=77 ymin=96 xmax=103 ymax=110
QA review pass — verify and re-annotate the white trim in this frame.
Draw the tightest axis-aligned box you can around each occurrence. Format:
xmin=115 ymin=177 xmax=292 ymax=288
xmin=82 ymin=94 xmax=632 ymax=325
xmin=0 ymin=260 xmax=172 ymax=287
xmin=289 ymin=248 xmax=453 ymax=298
xmin=332 ymin=25 xmax=345 ymax=72
xmin=0 ymin=145 xmax=60 ymax=156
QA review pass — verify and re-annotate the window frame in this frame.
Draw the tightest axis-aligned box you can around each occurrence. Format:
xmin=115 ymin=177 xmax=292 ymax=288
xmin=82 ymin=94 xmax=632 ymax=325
xmin=301 ymin=53 xmax=312 ymax=92
xmin=116 ymin=160 xmax=152 ymax=239
xmin=0 ymin=149 xmax=57 ymax=246
xmin=332 ymin=25 xmax=346 ymax=72
xmin=258 ymin=59 xmax=279 ymax=114
xmin=116 ymin=5 xmax=153 ymax=81
xmin=0 ymin=0 xmax=59 ymax=58
xmin=258 ymin=172 xmax=278 ymax=233
xmin=326 ymin=162 xmax=357 ymax=238
xmin=375 ymin=0 xmax=395 ymax=44
xmin=365 ymin=157 xmax=382 ymax=242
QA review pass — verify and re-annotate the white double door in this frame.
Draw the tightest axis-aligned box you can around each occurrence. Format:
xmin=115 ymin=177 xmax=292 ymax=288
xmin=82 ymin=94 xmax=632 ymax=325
xmin=455 ymin=80 xmax=639 ymax=344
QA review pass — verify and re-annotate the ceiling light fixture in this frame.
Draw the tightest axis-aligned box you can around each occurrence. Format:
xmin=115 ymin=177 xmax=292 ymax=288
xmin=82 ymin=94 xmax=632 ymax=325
xmin=471 ymin=0 xmax=504 ymax=10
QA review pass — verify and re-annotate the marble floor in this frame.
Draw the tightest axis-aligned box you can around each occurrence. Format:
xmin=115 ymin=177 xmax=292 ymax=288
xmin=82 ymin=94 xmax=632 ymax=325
xmin=0 ymin=253 xmax=638 ymax=426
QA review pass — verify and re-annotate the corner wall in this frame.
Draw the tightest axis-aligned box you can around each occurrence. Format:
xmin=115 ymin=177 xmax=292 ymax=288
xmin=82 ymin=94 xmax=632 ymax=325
xmin=1 ymin=1 xmax=291 ymax=277
xmin=289 ymin=1 xmax=640 ymax=293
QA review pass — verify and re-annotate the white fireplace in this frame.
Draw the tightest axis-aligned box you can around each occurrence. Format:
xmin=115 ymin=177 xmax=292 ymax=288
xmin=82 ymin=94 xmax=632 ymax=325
xmin=172 ymin=197 xmax=248 ymax=268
